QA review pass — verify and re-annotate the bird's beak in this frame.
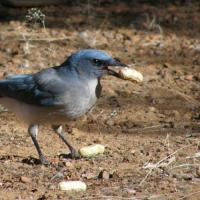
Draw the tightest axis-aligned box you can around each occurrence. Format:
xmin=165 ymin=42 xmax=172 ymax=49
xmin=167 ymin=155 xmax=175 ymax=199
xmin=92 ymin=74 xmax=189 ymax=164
xmin=106 ymin=58 xmax=127 ymax=76
xmin=109 ymin=58 xmax=127 ymax=67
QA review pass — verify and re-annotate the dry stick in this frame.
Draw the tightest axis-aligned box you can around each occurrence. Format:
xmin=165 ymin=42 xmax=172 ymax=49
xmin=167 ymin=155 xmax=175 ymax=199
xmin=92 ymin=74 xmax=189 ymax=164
xmin=127 ymin=124 xmax=167 ymax=132
xmin=0 ymin=31 xmax=41 ymax=36
xmin=5 ymin=37 xmax=70 ymax=42
xmin=179 ymin=191 xmax=200 ymax=200
xmin=171 ymin=89 xmax=200 ymax=107
xmin=164 ymin=79 xmax=200 ymax=107
xmin=75 ymin=196 xmax=138 ymax=200
xmin=101 ymin=196 xmax=137 ymax=200
xmin=139 ymin=144 xmax=194 ymax=186
xmin=170 ymin=163 xmax=200 ymax=170
xmin=125 ymin=121 xmax=200 ymax=134
xmin=163 ymin=133 xmax=170 ymax=148
xmin=0 ymin=22 xmax=71 ymax=43
xmin=144 ymin=79 xmax=200 ymax=107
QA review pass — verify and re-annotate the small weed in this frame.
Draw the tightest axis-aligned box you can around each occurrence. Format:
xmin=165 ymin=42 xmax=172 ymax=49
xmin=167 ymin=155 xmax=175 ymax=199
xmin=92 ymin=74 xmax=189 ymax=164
xmin=25 ymin=8 xmax=46 ymax=29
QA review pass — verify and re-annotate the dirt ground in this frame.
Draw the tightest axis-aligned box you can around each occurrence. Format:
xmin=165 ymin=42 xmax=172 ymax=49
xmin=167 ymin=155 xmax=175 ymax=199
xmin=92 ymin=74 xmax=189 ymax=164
xmin=1 ymin=1 xmax=200 ymax=199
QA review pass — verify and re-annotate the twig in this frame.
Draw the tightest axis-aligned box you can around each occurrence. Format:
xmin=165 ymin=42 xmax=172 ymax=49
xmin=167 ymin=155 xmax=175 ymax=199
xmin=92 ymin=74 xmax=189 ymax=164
xmin=139 ymin=144 xmax=194 ymax=186
xmin=127 ymin=124 xmax=167 ymax=133
xmin=0 ymin=31 xmax=41 ymax=36
xmin=5 ymin=37 xmax=70 ymax=42
xmin=170 ymin=163 xmax=200 ymax=170
xmin=171 ymin=89 xmax=200 ymax=107
xmin=126 ymin=121 xmax=200 ymax=134
xmin=163 ymin=133 xmax=171 ymax=151
xmin=139 ymin=168 xmax=154 ymax=186
xmin=153 ymin=144 xmax=193 ymax=168
xmin=179 ymin=191 xmax=200 ymax=200
xmin=75 ymin=196 xmax=138 ymax=200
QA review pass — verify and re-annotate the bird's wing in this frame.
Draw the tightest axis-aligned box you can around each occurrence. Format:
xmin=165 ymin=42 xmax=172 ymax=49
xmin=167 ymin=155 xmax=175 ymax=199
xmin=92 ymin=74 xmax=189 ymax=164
xmin=0 ymin=68 xmax=76 ymax=107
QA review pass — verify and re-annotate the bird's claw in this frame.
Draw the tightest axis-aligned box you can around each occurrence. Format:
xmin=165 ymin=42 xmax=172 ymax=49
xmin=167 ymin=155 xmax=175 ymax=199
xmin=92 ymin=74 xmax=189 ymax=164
xmin=70 ymin=149 xmax=80 ymax=159
xmin=40 ymin=156 xmax=50 ymax=166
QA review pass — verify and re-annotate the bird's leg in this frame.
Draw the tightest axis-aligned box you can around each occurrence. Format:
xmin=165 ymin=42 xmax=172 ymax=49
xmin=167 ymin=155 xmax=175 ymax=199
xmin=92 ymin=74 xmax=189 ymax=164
xmin=53 ymin=125 xmax=79 ymax=159
xmin=28 ymin=124 xmax=49 ymax=165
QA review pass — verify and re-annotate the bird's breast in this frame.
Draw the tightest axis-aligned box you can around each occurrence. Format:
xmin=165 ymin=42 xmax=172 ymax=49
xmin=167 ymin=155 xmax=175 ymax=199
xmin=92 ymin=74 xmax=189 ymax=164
xmin=59 ymin=78 xmax=101 ymax=119
xmin=88 ymin=78 xmax=99 ymax=100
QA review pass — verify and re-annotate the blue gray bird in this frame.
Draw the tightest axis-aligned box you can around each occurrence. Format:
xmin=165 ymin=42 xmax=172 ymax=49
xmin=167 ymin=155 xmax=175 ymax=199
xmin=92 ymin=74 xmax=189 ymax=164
xmin=0 ymin=49 xmax=126 ymax=165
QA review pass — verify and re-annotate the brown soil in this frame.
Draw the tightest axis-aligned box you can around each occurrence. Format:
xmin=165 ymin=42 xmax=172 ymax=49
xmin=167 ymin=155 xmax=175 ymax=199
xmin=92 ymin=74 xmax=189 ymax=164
xmin=1 ymin=1 xmax=200 ymax=199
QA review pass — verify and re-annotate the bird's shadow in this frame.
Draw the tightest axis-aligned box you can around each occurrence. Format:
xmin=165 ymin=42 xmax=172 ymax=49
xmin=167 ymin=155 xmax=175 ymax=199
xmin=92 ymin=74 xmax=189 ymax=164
xmin=0 ymin=153 xmax=81 ymax=167
xmin=21 ymin=156 xmax=41 ymax=165
xmin=0 ymin=154 xmax=41 ymax=165
xmin=58 ymin=153 xmax=81 ymax=160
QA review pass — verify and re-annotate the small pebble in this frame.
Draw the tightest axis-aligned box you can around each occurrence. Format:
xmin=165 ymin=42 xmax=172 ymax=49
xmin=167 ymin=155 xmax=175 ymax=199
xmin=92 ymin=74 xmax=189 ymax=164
xmin=185 ymin=75 xmax=193 ymax=81
xmin=185 ymin=132 xmax=200 ymax=138
xmin=196 ymin=167 xmax=200 ymax=177
xmin=51 ymin=172 xmax=64 ymax=181
xmin=186 ymin=152 xmax=200 ymax=159
xmin=48 ymin=184 xmax=56 ymax=190
xmin=106 ymin=119 xmax=114 ymax=126
xmin=81 ymin=172 xmax=97 ymax=180
xmin=130 ymin=149 xmax=136 ymax=155
xmin=98 ymin=170 xmax=110 ymax=180
xmin=18 ymin=63 xmax=29 ymax=69
xmin=148 ymin=194 xmax=168 ymax=200
xmin=124 ymin=188 xmax=136 ymax=195
xmin=64 ymin=161 xmax=75 ymax=170
xmin=173 ymin=173 xmax=193 ymax=180
xmin=20 ymin=176 xmax=32 ymax=183
xmin=148 ymin=106 xmax=156 ymax=112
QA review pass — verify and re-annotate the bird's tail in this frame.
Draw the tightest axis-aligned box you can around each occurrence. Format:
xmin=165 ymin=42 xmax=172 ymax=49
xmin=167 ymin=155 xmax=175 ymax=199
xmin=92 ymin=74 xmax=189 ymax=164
xmin=0 ymin=80 xmax=9 ymax=97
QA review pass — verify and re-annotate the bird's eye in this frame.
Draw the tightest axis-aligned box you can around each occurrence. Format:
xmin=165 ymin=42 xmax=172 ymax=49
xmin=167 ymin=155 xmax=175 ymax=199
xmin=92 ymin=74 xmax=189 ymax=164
xmin=93 ymin=59 xmax=102 ymax=65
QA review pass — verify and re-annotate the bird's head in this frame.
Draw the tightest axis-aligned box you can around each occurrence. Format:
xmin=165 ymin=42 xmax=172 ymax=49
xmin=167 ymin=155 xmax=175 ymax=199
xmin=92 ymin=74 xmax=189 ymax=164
xmin=65 ymin=49 xmax=127 ymax=78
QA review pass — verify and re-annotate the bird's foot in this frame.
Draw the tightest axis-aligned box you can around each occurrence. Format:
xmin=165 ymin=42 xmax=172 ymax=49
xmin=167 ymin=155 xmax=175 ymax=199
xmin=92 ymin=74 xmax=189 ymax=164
xmin=40 ymin=156 xmax=50 ymax=166
xmin=70 ymin=148 xmax=80 ymax=159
